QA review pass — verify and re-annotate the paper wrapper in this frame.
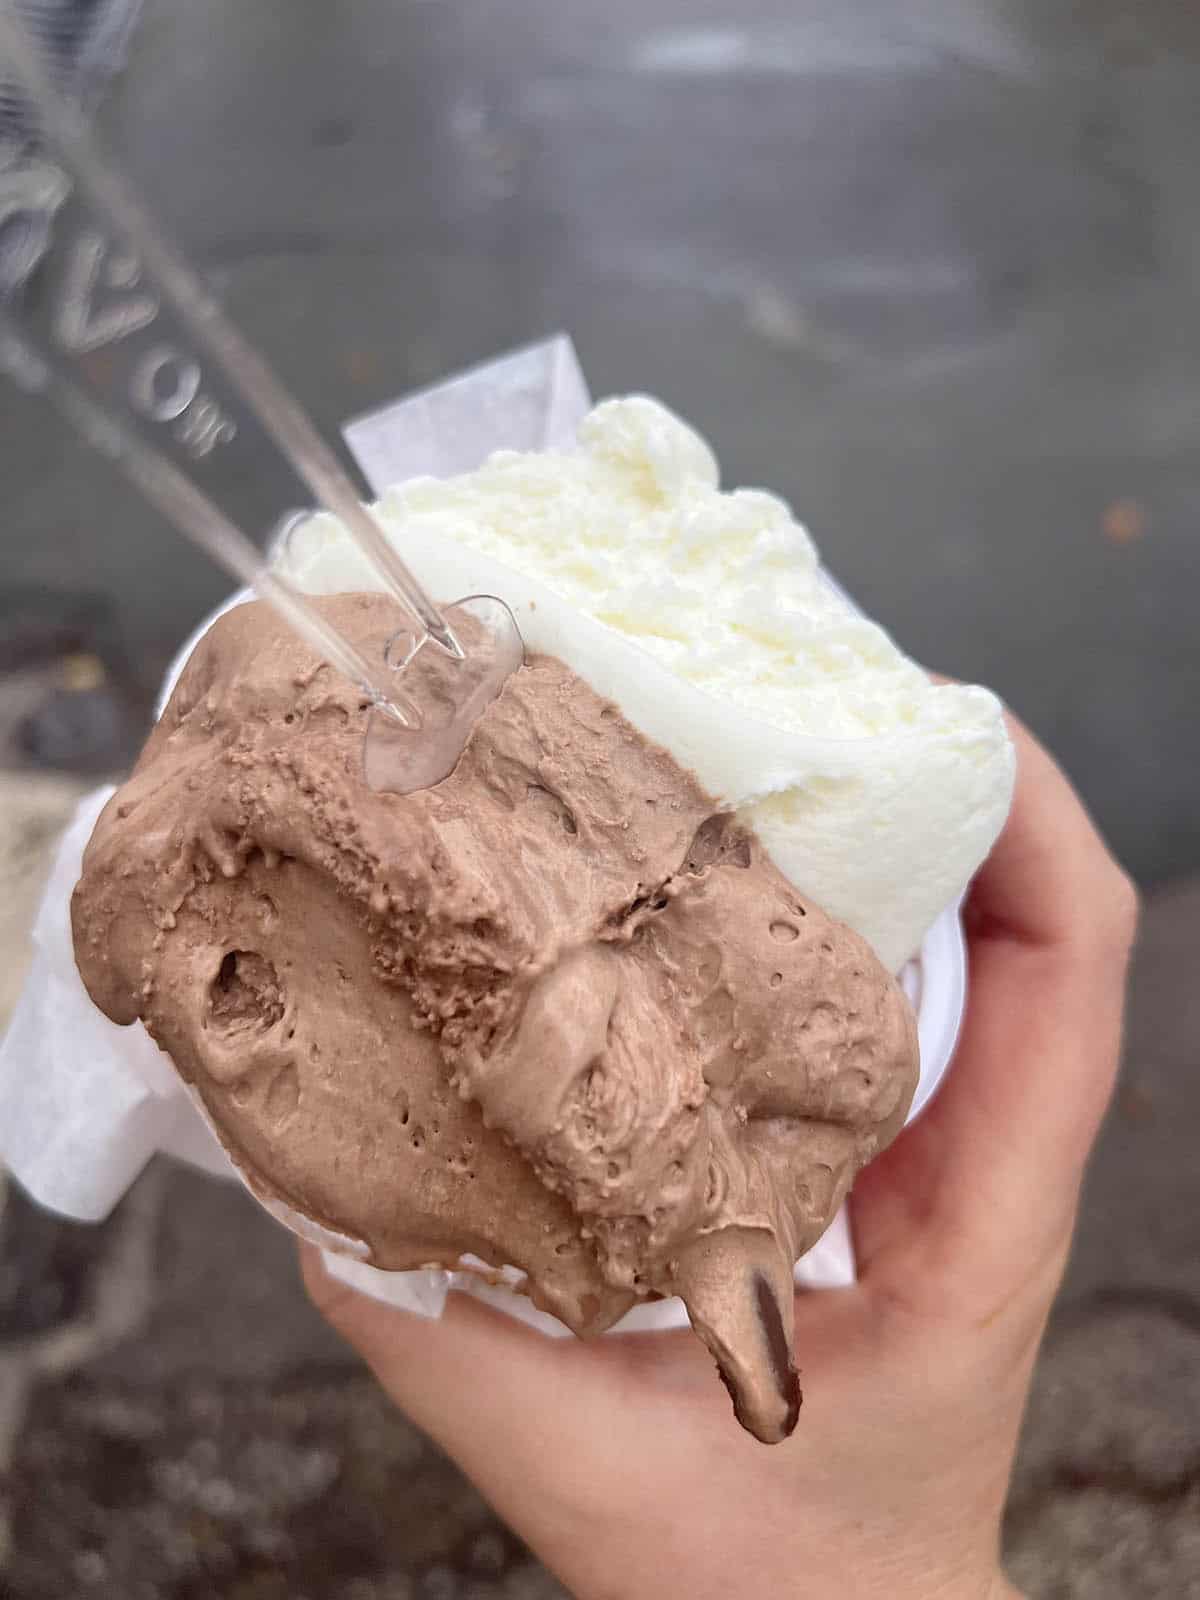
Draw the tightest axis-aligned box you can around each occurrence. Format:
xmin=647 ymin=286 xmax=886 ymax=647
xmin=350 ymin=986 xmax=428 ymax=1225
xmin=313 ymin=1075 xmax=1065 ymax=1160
xmin=0 ymin=335 xmax=966 ymax=1337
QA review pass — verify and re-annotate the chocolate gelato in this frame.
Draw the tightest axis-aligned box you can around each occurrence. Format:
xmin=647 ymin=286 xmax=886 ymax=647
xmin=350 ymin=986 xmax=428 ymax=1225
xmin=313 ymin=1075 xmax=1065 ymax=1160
xmin=72 ymin=593 xmax=919 ymax=1442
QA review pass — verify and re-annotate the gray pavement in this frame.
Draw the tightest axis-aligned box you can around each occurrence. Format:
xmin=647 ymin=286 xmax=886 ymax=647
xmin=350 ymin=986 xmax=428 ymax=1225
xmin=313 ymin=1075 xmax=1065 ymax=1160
xmin=1 ymin=1 xmax=1199 ymax=1595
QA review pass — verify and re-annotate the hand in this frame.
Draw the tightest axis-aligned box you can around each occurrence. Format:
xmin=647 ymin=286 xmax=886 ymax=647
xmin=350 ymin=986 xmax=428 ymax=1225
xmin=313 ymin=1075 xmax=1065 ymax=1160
xmin=303 ymin=716 xmax=1137 ymax=1600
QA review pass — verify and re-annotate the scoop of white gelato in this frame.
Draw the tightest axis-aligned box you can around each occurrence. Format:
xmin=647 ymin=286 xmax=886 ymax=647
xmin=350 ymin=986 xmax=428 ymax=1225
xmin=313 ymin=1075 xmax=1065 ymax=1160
xmin=278 ymin=396 xmax=1014 ymax=972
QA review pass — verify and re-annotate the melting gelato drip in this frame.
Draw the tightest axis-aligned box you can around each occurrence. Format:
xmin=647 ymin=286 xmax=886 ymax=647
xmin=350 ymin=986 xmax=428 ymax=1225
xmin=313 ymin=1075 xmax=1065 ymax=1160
xmin=72 ymin=594 xmax=919 ymax=1443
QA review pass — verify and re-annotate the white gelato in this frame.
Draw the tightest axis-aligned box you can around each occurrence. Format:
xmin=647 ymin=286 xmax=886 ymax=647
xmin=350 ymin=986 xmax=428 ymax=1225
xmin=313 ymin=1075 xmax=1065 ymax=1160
xmin=278 ymin=395 xmax=1014 ymax=972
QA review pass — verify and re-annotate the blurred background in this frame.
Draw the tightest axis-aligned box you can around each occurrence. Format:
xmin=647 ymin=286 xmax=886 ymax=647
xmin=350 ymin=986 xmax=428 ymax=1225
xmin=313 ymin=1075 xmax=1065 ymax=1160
xmin=1 ymin=1 xmax=1198 ymax=1595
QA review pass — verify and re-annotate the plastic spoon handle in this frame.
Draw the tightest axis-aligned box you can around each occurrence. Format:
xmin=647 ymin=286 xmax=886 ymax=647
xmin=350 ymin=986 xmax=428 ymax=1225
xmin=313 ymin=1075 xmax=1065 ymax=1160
xmin=0 ymin=2 xmax=462 ymax=677
xmin=1 ymin=328 xmax=426 ymax=726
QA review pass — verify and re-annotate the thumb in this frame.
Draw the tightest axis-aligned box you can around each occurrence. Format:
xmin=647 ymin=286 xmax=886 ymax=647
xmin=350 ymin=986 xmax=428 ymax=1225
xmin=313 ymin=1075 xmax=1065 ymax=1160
xmin=300 ymin=1245 xmax=703 ymax=1465
xmin=299 ymin=1244 xmax=747 ymax=1579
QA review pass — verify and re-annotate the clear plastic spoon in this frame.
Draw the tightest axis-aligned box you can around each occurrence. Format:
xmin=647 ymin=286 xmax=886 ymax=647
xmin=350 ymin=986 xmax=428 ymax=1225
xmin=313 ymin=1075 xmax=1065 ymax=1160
xmin=0 ymin=1 xmax=523 ymax=787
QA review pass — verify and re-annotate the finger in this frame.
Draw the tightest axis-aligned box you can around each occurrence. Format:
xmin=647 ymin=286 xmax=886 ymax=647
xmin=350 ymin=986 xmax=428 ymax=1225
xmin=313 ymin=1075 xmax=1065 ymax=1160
xmin=854 ymin=713 xmax=1137 ymax=1296
xmin=930 ymin=713 xmax=1138 ymax=1188
xmin=299 ymin=1245 xmax=749 ymax=1591
xmin=965 ymin=714 xmax=1138 ymax=957
xmin=300 ymin=1246 xmax=712 ymax=1475
xmin=300 ymin=1244 xmax=558 ymax=1446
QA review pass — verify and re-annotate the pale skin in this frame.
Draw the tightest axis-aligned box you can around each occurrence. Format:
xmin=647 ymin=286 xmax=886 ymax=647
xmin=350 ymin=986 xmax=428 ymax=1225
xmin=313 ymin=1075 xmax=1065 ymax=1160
xmin=302 ymin=715 xmax=1138 ymax=1600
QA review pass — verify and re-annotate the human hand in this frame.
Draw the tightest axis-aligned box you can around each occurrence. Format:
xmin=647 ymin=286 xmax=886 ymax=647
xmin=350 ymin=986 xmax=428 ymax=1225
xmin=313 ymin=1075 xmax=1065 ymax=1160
xmin=303 ymin=716 xmax=1137 ymax=1600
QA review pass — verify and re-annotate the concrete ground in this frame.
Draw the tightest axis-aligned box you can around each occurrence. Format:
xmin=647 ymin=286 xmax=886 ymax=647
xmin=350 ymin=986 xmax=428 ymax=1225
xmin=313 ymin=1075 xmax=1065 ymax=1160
xmin=1 ymin=1 xmax=1198 ymax=1595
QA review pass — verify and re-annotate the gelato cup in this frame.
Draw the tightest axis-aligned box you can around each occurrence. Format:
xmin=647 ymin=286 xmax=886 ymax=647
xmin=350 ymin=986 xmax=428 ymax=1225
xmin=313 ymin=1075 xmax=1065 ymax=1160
xmin=1 ymin=341 xmax=1001 ymax=1423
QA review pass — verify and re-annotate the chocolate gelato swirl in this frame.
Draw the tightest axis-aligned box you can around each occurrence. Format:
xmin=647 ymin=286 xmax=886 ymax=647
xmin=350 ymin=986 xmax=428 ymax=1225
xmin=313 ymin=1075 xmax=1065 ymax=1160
xmin=72 ymin=594 xmax=919 ymax=1442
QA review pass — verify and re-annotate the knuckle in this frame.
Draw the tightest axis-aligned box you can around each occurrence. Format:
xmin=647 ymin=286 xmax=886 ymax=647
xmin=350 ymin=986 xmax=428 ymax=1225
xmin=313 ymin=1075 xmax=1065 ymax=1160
xmin=1097 ymin=865 xmax=1140 ymax=960
xmin=300 ymin=1249 xmax=364 ymax=1332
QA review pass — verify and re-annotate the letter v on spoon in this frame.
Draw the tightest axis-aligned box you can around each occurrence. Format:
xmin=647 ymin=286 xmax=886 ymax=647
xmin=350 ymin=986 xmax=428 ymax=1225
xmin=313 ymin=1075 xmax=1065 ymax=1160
xmin=0 ymin=1 xmax=523 ymax=793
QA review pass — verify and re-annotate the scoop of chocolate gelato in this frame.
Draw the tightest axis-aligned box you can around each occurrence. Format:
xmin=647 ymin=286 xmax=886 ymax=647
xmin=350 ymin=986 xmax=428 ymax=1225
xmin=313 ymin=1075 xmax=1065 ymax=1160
xmin=72 ymin=594 xmax=918 ymax=1442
